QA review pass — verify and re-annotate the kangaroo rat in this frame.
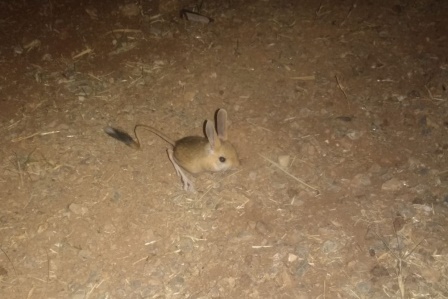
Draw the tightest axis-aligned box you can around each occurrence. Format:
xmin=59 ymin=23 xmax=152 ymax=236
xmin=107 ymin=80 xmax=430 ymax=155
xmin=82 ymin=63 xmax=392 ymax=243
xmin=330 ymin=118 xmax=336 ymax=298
xmin=104 ymin=109 xmax=240 ymax=191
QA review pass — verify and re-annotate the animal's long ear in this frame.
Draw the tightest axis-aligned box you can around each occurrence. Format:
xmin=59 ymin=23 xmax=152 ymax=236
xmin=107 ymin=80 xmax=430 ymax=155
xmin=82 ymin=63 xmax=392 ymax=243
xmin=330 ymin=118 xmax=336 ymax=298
xmin=216 ymin=109 xmax=228 ymax=141
xmin=205 ymin=120 xmax=221 ymax=151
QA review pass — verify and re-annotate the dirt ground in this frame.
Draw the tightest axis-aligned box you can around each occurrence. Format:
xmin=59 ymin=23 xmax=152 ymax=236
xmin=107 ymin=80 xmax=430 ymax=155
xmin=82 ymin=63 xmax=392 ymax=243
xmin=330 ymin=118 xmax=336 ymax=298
xmin=1 ymin=0 xmax=447 ymax=298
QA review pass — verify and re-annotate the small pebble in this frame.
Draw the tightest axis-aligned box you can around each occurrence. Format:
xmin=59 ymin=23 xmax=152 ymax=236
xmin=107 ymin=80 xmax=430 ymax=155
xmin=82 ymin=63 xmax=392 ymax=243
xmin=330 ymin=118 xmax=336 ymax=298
xmin=288 ymin=253 xmax=298 ymax=262
xmin=278 ymin=155 xmax=290 ymax=168
xmin=69 ymin=203 xmax=88 ymax=215
xmin=381 ymin=178 xmax=404 ymax=191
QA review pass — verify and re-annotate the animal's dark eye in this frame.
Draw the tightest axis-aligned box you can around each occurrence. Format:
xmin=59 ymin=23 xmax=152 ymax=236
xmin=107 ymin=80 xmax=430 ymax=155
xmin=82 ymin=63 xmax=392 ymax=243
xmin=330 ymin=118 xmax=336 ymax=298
xmin=219 ymin=157 xmax=226 ymax=163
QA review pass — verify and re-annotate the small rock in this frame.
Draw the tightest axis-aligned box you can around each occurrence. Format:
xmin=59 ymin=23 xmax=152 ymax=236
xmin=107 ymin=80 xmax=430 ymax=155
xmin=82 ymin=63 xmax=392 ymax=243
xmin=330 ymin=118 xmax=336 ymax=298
xmin=278 ymin=155 xmax=290 ymax=168
xmin=281 ymin=269 xmax=293 ymax=288
xmin=301 ymin=143 xmax=316 ymax=157
xmin=356 ymin=281 xmax=372 ymax=295
xmin=413 ymin=204 xmax=433 ymax=213
xmin=346 ymin=130 xmax=363 ymax=140
xmin=247 ymin=221 xmax=256 ymax=230
xmin=381 ymin=178 xmax=404 ymax=191
xmin=255 ymin=221 xmax=270 ymax=235
xmin=178 ymin=237 xmax=194 ymax=253
xmin=351 ymin=173 xmax=372 ymax=188
xmin=335 ymin=115 xmax=353 ymax=122
xmin=111 ymin=191 xmax=121 ymax=203
xmin=396 ymin=204 xmax=415 ymax=218
xmin=372 ymin=117 xmax=388 ymax=131
xmin=368 ymin=163 xmax=382 ymax=173
xmin=295 ymin=245 xmax=309 ymax=257
xmin=411 ymin=184 xmax=428 ymax=194
xmin=57 ymin=123 xmax=70 ymax=130
xmin=288 ymin=253 xmax=298 ymax=262
xmin=407 ymin=89 xmax=420 ymax=98
xmin=37 ymin=222 xmax=48 ymax=234
xmin=321 ymin=240 xmax=338 ymax=254
xmin=69 ymin=203 xmax=88 ymax=215
xmin=149 ymin=25 xmax=162 ymax=36
xmin=230 ymin=231 xmax=254 ymax=243
xmin=183 ymin=91 xmax=196 ymax=102
xmin=120 ymin=3 xmax=140 ymax=17
xmin=227 ymin=277 xmax=236 ymax=288
xmin=408 ymin=157 xmax=423 ymax=170
xmin=102 ymin=222 xmax=116 ymax=234
xmin=370 ymin=265 xmax=389 ymax=277
xmin=46 ymin=120 xmax=58 ymax=128
xmin=167 ymin=275 xmax=184 ymax=293
xmin=293 ymin=260 xmax=309 ymax=277
xmin=299 ymin=108 xmax=312 ymax=118
xmin=393 ymin=216 xmax=405 ymax=232
xmin=209 ymin=286 xmax=220 ymax=298
xmin=248 ymin=171 xmax=257 ymax=181
xmin=291 ymin=198 xmax=304 ymax=206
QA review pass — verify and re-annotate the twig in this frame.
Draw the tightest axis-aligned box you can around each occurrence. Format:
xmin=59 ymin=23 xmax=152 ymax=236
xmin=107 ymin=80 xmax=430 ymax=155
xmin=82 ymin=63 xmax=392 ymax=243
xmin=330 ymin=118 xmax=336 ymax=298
xmin=289 ymin=75 xmax=316 ymax=80
xmin=372 ymin=227 xmax=424 ymax=299
xmin=26 ymin=287 xmax=35 ymax=299
xmin=340 ymin=1 xmax=357 ymax=26
xmin=437 ymin=169 xmax=448 ymax=175
xmin=315 ymin=0 xmax=325 ymax=18
xmin=1 ymin=247 xmax=17 ymax=276
xmin=11 ymin=130 xmax=60 ymax=143
xmin=424 ymin=85 xmax=444 ymax=101
xmin=127 ymin=75 xmax=143 ymax=88
xmin=72 ymin=48 xmax=93 ymax=60
xmin=47 ymin=250 xmax=50 ymax=282
xmin=15 ymin=152 xmax=24 ymax=187
xmin=104 ymin=29 xmax=142 ymax=36
xmin=259 ymin=154 xmax=320 ymax=194
xmin=234 ymin=39 xmax=240 ymax=56
xmin=247 ymin=120 xmax=273 ymax=133
xmin=86 ymin=279 xmax=105 ymax=299
xmin=335 ymin=75 xmax=349 ymax=100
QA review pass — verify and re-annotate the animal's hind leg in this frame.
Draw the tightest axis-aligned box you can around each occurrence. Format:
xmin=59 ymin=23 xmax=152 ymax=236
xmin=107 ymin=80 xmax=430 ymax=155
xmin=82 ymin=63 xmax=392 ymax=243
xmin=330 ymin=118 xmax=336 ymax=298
xmin=167 ymin=149 xmax=195 ymax=192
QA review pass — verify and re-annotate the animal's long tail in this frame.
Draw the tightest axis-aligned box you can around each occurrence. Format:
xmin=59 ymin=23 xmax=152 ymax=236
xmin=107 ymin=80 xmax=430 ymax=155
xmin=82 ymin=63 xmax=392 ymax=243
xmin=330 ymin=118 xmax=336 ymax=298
xmin=104 ymin=127 xmax=140 ymax=149
xmin=104 ymin=125 xmax=175 ymax=149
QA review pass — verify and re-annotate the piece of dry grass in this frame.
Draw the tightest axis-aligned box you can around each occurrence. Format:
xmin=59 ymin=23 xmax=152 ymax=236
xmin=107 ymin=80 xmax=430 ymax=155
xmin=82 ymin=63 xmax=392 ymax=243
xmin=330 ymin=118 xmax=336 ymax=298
xmin=23 ymin=39 xmax=41 ymax=52
xmin=8 ymin=150 xmax=58 ymax=190
xmin=335 ymin=75 xmax=349 ymax=101
xmin=247 ymin=120 xmax=273 ymax=133
xmin=11 ymin=130 xmax=60 ymax=143
xmin=340 ymin=1 xmax=357 ymax=27
xmin=315 ymin=0 xmax=330 ymax=19
xmin=425 ymin=84 xmax=444 ymax=101
xmin=1 ymin=247 xmax=17 ymax=277
xmin=72 ymin=48 xmax=93 ymax=60
xmin=9 ymin=150 xmax=36 ymax=186
xmin=372 ymin=226 xmax=425 ymax=299
xmin=289 ymin=75 xmax=315 ymax=81
xmin=259 ymin=154 xmax=320 ymax=194
xmin=125 ymin=61 xmax=163 ymax=75
xmin=104 ymin=29 xmax=142 ymax=36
